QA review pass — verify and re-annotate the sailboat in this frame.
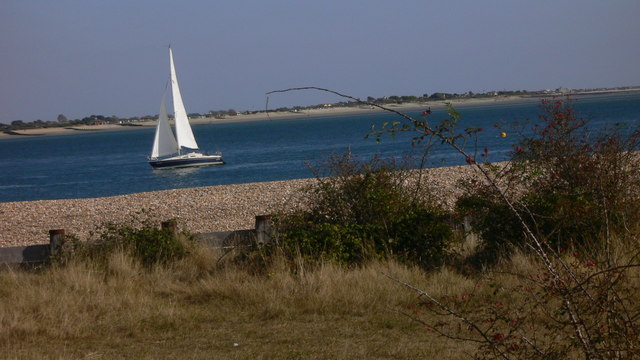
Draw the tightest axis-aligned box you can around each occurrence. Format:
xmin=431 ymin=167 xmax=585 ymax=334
xmin=148 ymin=47 xmax=224 ymax=169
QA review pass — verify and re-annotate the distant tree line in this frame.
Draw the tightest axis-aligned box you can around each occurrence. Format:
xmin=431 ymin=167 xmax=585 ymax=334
xmin=3 ymin=86 xmax=634 ymax=132
xmin=1 ymin=114 xmax=125 ymax=132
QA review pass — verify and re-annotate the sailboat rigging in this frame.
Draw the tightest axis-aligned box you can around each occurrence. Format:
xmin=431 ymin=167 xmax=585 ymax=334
xmin=148 ymin=47 xmax=224 ymax=169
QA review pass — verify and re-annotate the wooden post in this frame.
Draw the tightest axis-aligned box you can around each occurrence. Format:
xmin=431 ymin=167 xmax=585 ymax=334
xmin=161 ymin=219 xmax=178 ymax=237
xmin=49 ymin=229 xmax=65 ymax=257
xmin=255 ymin=215 xmax=272 ymax=244
xmin=463 ymin=216 xmax=472 ymax=232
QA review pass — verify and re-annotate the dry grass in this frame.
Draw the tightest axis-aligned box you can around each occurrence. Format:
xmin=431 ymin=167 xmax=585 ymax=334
xmin=2 ymin=239 xmax=638 ymax=359
xmin=0 ymin=244 xmax=475 ymax=359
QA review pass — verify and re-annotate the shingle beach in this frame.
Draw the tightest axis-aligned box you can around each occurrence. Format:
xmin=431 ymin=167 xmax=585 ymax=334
xmin=0 ymin=165 xmax=478 ymax=247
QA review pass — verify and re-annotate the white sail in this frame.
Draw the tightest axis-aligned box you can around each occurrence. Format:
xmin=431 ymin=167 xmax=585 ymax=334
xmin=169 ymin=47 xmax=199 ymax=151
xmin=150 ymin=89 xmax=179 ymax=158
xmin=148 ymin=47 xmax=224 ymax=169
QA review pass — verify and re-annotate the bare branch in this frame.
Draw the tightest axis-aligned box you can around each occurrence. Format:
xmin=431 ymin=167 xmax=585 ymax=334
xmin=383 ymin=272 xmax=512 ymax=360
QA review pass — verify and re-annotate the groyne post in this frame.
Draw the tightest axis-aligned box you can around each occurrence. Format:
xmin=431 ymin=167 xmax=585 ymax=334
xmin=161 ymin=219 xmax=178 ymax=237
xmin=255 ymin=215 xmax=273 ymax=244
xmin=49 ymin=229 xmax=65 ymax=257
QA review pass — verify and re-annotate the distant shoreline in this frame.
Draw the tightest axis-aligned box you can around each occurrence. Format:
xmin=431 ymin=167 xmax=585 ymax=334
xmin=1 ymin=89 xmax=638 ymax=140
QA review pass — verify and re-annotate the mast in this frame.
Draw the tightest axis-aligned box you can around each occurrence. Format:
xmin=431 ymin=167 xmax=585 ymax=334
xmin=169 ymin=46 xmax=199 ymax=151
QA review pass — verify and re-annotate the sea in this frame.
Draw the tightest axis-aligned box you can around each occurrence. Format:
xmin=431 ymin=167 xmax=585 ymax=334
xmin=1 ymin=93 xmax=639 ymax=203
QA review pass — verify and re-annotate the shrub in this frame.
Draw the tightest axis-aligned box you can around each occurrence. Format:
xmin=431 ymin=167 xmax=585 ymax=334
xmin=457 ymin=97 xmax=640 ymax=263
xmin=272 ymin=153 xmax=453 ymax=268
xmin=57 ymin=219 xmax=193 ymax=268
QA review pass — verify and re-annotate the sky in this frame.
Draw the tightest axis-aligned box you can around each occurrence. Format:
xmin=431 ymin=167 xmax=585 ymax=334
xmin=1 ymin=1 xmax=639 ymax=124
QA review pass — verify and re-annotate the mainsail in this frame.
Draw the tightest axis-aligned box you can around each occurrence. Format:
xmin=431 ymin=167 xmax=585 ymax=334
xmin=169 ymin=47 xmax=199 ymax=151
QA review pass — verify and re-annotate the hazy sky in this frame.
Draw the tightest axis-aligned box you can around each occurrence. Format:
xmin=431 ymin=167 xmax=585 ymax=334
xmin=2 ymin=1 xmax=639 ymax=123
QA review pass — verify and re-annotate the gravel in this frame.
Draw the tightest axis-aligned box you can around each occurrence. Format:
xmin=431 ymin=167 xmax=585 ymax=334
xmin=0 ymin=165 xmax=480 ymax=247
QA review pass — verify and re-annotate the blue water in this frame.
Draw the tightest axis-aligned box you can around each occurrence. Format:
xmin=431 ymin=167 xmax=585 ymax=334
xmin=1 ymin=93 xmax=639 ymax=202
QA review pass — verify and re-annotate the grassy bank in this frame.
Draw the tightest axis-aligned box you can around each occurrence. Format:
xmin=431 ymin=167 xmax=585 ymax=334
xmin=1 ymin=244 xmax=474 ymax=359
xmin=3 ymin=237 xmax=637 ymax=359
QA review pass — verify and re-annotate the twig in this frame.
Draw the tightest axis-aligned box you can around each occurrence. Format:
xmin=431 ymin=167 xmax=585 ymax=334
xmin=383 ymin=272 xmax=512 ymax=360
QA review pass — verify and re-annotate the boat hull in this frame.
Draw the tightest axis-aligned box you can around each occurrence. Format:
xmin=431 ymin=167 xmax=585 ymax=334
xmin=149 ymin=152 xmax=224 ymax=169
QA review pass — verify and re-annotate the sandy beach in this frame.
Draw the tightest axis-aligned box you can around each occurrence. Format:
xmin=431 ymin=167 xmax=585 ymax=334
xmin=0 ymin=95 xmax=542 ymax=140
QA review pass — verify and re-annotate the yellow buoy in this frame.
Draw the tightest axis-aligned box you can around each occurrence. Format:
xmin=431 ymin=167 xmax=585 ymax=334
xmin=500 ymin=132 xmax=507 ymax=138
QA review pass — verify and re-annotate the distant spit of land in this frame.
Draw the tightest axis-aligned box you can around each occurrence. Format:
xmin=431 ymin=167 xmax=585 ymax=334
xmin=2 ymin=88 xmax=639 ymax=140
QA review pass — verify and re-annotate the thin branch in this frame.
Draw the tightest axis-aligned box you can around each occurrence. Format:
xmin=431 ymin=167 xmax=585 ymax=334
xmin=519 ymin=334 xmax=547 ymax=357
xmin=395 ymin=308 xmax=485 ymax=344
xmin=383 ymin=272 xmax=512 ymax=360
xmin=266 ymin=87 xmax=421 ymax=126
